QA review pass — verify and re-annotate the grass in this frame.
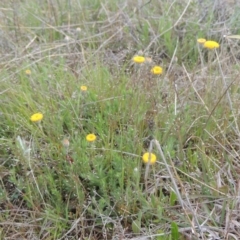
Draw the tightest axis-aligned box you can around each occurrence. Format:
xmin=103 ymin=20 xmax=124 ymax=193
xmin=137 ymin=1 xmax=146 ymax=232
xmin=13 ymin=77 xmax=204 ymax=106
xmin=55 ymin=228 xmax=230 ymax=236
xmin=1 ymin=0 xmax=240 ymax=239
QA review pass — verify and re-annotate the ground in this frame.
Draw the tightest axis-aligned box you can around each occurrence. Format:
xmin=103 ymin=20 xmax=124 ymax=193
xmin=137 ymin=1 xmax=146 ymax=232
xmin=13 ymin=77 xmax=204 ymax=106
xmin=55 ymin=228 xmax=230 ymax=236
xmin=1 ymin=0 xmax=240 ymax=239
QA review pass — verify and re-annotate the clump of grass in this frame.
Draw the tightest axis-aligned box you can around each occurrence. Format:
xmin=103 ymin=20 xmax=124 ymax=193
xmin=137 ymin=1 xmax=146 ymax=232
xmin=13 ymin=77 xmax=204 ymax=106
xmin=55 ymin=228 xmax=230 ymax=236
xmin=1 ymin=0 xmax=240 ymax=239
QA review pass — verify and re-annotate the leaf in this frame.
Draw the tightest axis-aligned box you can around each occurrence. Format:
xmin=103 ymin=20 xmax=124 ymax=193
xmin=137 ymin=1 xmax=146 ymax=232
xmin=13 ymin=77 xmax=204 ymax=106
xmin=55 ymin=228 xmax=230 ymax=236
xmin=224 ymin=35 xmax=240 ymax=39
xmin=218 ymin=185 xmax=229 ymax=194
xmin=169 ymin=191 xmax=177 ymax=206
xmin=16 ymin=135 xmax=31 ymax=156
xmin=171 ymin=222 xmax=179 ymax=240
xmin=131 ymin=220 xmax=141 ymax=234
xmin=156 ymin=230 xmax=166 ymax=240
xmin=132 ymin=212 xmax=142 ymax=234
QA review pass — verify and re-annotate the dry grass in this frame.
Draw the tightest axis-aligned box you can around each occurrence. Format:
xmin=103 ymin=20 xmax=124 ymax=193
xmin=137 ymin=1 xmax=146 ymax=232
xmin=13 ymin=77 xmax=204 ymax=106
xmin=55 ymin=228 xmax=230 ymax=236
xmin=1 ymin=0 xmax=240 ymax=239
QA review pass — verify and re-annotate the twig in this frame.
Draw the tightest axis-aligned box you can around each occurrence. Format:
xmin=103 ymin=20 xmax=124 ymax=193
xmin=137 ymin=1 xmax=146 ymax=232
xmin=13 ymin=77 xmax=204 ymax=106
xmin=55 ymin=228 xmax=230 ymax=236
xmin=215 ymin=50 xmax=240 ymax=135
xmin=152 ymin=139 xmax=203 ymax=236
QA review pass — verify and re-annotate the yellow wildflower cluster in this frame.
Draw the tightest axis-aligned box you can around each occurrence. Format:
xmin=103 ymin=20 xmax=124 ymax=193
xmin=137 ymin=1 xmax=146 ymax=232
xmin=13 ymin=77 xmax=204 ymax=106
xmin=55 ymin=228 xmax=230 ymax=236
xmin=142 ymin=152 xmax=157 ymax=165
xmin=197 ymin=38 xmax=220 ymax=49
xmin=132 ymin=55 xmax=163 ymax=75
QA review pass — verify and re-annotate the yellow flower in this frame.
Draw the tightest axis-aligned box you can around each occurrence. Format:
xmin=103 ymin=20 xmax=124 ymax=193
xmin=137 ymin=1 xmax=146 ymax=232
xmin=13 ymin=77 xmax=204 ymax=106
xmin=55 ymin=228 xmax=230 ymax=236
xmin=30 ymin=112 xmax=43 ymax=122
xmin=80 ymin=85 xmax=87 ymax=91
xmin=86 ymin=134 xmax=96 ymax=142
xmin=197 ymin=38 xmax=206 ymax=44
xmin=132 ymin=55 xmax=145 ymax=64
xmin=25 ymin=69 xmax=31 ymax=75
xmin=142 ymin=152 xmax=157 ymax=165
xmin=203 ymin=40 xmax=220 ymax=49
xmin=151 ymin=66 xmax=163 ymax=75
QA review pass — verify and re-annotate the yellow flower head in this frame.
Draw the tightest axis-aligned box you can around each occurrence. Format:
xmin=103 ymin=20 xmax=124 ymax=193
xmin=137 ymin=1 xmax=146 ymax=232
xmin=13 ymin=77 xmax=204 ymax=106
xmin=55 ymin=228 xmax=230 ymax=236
xmin=132 ymin=55 xmax=145 ymax=64
xmin=151 ymin=66 xmax=163 ymax=75
xmin=86 ymin=133 xmax=96 ymax=142
xmin=203 ymin=40 xmax=220 ymax=49
xmin=197 ymin=38 xmax=206 ymax=44
xmin=30 ymin=112 xmax=43 ymax=122
xmin=80 ymin=85 xmax=87 ymax=91
xmin=142 ymin=152 xmax=157 ymax=165
xmin=25 ymin=69 xmax=31 ymax=75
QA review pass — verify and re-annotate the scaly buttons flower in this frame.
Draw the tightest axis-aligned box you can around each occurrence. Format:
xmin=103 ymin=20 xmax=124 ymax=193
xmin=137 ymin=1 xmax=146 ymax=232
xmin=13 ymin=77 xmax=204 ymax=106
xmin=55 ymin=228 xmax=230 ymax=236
xmin=197 ymin=38 xmax=206 ymax=44
xmin=132 ymin=55 xmax=145 ymax=64
xmin=142 ymin=152 xmax=157 ymax=165
xmin=151 ymin=66 xmax=163 ymax=75
xmin=30 ymin=113 xmax=43 ymax=122
xmin=86 ymin=134 xmax=96 ymax=142
xmin=203 ymin=40 xmax=220 ymax=49
xmin=80 ymin=85 xmax=87 ymax=91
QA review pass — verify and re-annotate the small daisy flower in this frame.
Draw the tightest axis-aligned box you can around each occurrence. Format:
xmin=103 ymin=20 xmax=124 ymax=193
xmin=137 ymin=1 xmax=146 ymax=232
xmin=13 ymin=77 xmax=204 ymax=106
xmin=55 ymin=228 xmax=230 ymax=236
xmin=142 ymin=152 xmax=157 ymax=165
xmin=80 ymin=85 xmax=87 ymax=91
xmin=86 ymin=133 xmax=96 ymax=142
xmin=30 ymin=112 xmax=43 ymax=122
xmin=132 ymin=55 xmax=145 ymax=64
xmin=203 ymin=40 xmax=220 ymax=49
xmin=197 ymin=38 xmax=206 ymax=44
xmin=25 ymin=69 xmax=31 ymax=75
xmin=151 ymin=66 xmax=163 ymax=75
